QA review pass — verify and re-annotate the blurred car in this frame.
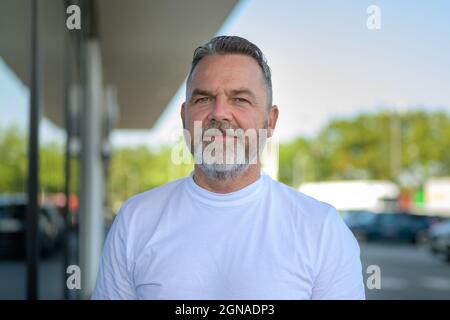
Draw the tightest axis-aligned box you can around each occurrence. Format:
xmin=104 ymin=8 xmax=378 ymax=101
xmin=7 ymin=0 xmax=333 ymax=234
xmin=343 ymin=211 xmax=434 ymax=244
xmin=0 ymin=194 xmax=64 ymax=259
xmin=342 ymin=210 xmax=377 ymax=242
xmin=428 ymin=218 xmax=450 ymax=262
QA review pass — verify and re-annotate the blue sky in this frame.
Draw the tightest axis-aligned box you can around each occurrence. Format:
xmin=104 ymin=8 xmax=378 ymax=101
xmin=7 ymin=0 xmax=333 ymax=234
xmin=1 ymin=0 xmax=450 ymax=147
xmin=0 ymin=58 xmax=64 ymax=143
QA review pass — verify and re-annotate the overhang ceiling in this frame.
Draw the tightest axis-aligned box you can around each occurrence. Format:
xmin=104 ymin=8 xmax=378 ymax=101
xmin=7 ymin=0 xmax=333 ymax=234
xmin=0 ymin=0 xmax=239 ymax=129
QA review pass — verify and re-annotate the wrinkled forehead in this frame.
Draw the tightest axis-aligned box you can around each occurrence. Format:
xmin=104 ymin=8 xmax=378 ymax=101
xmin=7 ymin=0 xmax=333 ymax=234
xmin=186 ymin=54 xmax=267 ymax=97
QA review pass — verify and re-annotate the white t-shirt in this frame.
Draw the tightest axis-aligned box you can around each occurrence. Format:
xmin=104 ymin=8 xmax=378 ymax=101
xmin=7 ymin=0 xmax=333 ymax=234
xmin=92 ymin=172 xmax=365 ymax=300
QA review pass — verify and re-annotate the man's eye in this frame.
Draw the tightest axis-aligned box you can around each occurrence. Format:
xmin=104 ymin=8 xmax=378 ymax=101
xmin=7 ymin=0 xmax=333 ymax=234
xmin=195 ymin=97 xmax=210 ymax=103
xmin=234 ymin=98 xmax=249 ymax=104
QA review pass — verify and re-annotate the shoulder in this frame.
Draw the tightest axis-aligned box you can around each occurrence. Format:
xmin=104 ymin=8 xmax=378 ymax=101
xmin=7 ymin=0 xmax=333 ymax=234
xmin=106 ymin=177 xmax=189 ymax=259
xmin=266 ymin=177 xmax=356 ymax=251
xmin=266 ymin=176 xmax=337 ymax=225
xmin=266 ymin=177 xmax=361 ymax=280
xmin=113 ymin=177 xmax=188 ymax=229
xmin=125 ymin=177 xmax=186 ymax=211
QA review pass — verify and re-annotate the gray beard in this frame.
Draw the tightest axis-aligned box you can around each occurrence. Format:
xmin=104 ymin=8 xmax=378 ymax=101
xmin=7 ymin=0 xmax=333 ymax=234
xmin=190 ymin=120 xmax=267 ymax=182
xmin=194 ymin=137 xmax=260 ymax=182
xmin=197 ymin=162 xmax=251 ymax=182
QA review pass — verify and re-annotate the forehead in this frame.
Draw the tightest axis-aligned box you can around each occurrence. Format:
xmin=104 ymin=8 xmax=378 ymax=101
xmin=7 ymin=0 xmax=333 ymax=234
xmin=188 ymin=54 xmax=266 ymax=93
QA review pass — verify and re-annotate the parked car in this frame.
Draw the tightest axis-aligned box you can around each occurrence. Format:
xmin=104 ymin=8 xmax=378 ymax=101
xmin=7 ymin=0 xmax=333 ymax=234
xmin=0 ymin=194 xmax=64 ymax=259
xmin=343 ymin=211 xmax=434 ymax=244
xmin=342 ymin=210 xmax=377 ymax=242
xmin=428 ymin=218 xmax=450 ymax=262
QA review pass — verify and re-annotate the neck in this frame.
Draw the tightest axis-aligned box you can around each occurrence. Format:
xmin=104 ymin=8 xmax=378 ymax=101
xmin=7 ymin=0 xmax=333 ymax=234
xmin=193 ymin=164 xmax=261 ymax=193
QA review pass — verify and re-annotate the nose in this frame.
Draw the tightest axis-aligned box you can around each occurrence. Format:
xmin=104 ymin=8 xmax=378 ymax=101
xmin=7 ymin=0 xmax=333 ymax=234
xmin=208 ymin=96 xmax=232 ymax=123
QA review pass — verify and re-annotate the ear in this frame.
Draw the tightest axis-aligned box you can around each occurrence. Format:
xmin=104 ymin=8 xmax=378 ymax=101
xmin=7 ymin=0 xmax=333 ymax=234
xmin=181 ymin=102 xmax=186 ymax=129
xmin=267 ymin=105 xmax=279 ymax=138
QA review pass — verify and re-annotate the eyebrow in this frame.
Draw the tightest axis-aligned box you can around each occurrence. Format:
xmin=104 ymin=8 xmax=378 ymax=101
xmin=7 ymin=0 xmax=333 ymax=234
xmin=228 ymin=88 xmax=256 ymax=100
xmin=190 ymin=89 xmax=214 ymax=99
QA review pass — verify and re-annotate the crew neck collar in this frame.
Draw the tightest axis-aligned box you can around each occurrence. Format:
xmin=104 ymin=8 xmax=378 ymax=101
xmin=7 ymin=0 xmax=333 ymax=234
xmin=185 ymin=171 xmax=266 ymax=207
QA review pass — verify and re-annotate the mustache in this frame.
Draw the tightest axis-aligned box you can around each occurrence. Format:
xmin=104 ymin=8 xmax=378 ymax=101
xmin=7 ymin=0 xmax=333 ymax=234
xmin=202 ymin=121 xmax=241 ymax=137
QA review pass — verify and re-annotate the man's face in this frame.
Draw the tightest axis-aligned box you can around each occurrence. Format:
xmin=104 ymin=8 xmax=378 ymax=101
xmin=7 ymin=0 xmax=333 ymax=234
xmin=181 ymin=54 xmax=278 ymax=179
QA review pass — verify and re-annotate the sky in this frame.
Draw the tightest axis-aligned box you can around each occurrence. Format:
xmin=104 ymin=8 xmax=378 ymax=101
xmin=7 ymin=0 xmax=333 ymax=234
xmin=0 ymin=59 xmax=63 ymax=143
xmin=1 ymin=0 xmax=450 ymax=147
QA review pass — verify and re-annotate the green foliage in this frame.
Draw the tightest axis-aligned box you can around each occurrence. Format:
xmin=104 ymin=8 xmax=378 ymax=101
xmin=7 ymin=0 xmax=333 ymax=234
xmin=0 ymin=126 xmax=65 ymax=194
xmin=279 ymin=109 xmax=450 ymax=188
xmin=108 ymin=145 xmax=193 ymax=203
xmin=40 ymin=142 xmax=65 ymax=193
xmin=0 ymin=126 xmax=28 ymax=192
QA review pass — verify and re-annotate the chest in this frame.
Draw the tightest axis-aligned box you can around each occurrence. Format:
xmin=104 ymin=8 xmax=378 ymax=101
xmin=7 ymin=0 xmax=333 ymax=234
xmin=131 ymin=224 xmax=314 ymax=299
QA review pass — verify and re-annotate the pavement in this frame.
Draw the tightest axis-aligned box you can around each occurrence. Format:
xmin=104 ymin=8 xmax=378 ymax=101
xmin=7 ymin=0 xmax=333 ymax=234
xmin=361 ymin=243 xmax=450 ymax=299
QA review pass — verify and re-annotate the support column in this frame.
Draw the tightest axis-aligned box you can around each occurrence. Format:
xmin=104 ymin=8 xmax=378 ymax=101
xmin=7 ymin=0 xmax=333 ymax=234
xmin=26 ymin=0 xmax=41 ymax=300
xmin=79 ymin=38 xmax=105 ymax=299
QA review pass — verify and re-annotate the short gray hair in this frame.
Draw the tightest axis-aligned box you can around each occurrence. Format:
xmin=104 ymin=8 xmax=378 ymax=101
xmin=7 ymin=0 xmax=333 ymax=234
xmin=186 ymin=36 xmax=273 ymax=106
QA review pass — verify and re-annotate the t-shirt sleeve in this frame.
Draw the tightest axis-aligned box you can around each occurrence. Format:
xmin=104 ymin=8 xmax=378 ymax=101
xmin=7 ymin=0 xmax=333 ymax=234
xmin=91 ymin=202 xmax=137 ymax=299
xmin=311 ymin=207 xmax=366 ymax=300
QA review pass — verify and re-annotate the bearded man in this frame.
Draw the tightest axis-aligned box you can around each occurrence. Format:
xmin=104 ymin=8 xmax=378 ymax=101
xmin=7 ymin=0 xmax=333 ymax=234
xmin=92 ymin=36 xmax=365 ymax=300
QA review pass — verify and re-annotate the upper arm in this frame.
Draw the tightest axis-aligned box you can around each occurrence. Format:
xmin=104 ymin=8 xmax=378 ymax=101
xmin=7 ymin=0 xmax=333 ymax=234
xmin=91 ymin=203 xmax=137 ymax=300
xmin=311 ymin=208 xmax=366 ymax=300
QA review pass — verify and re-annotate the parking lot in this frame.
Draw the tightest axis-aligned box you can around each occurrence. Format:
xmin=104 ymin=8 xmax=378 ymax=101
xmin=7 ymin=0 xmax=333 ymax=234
xmin=0 ymin=242 xmax=449 ymax=300
xmin=361 ymin=243 xmax=450 ymax=299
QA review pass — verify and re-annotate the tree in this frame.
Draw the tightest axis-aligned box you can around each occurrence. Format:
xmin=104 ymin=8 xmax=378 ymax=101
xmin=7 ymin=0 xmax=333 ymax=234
xmin=278 ymin=109 xmax=450 ymax=188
